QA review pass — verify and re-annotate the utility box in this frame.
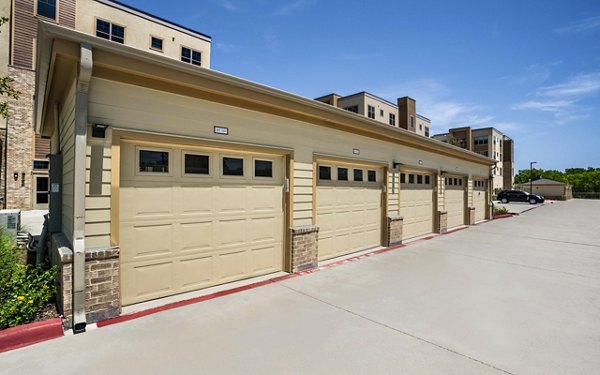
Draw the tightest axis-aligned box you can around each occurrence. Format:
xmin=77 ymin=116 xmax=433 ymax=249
xmin=0 ymin=209 xmax=21 ymax=238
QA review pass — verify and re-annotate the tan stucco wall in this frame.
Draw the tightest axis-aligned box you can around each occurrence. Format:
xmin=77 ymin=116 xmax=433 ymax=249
xmin=76 ymin=0 xmax=211 ymax=68
xmin=338 ymin=94 xmax=398 ymax=127
xmin=87 ymin=77 xmax=490 ymax=227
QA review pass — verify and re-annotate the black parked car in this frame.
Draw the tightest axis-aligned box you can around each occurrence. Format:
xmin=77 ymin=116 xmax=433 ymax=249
xmin=497 ymin=190 xmax=545 ymax=204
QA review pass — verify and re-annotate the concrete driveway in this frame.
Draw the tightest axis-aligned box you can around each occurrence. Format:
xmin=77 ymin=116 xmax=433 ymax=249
xmin=2 ymin=200 xmax=599 ymax=374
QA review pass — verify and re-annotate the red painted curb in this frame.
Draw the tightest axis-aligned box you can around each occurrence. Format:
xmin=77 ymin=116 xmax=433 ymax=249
xmin=493 ymin=213 xmax=514 ymax=219
xmin=0 ymin=317 xmax=64 ymax=353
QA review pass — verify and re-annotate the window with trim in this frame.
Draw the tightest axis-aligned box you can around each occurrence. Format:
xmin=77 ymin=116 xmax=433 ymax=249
xmin=254 ymin=160 xmax=273 ymax=178
xmin=425 ymin=127 xmax=430 ymax=137
xmin=33 ymin=160 xmax=50 ymax=170
xmin=367 ymin=105 xmax=375 ymax=119
xmin=223 ymin=157 xmax=244 ymax=176
xmin=425 ymin=175 xmax=430 ymax=184
xmin=389 ymin=113 xmax=396 ymax=126
xmin=417 ymin=175 xmax=423 ymax=184
xmin=459 ymin=178 xmax=462 ymax=186
xmin=419 ymin=124 xmax=422 ymax=131
xmin=354 ymin=169 xmax=363 ymax=181
xmin=474 ymin=136 xmax=488 ymax=145
xmin=368 ymin=170 xmax=376 ymax=182
xmin=181 ymin=47 xmax=201 ymax=66
xmin=184 ymin=154 xmax=209 ymax=175
xmin=151 ymin=36 xmax=163 ymax=51
xmin=139 ymin=150 xmax=169 ymax=173
xmin=337 ymin=167 xmax=348 ymax=181
xmin=96 ymin=19 xmax=125 ymax=44
xmin=409 ymin=174 xmax=415 ymax=184
xmin=410 ymin=115 xmax=414 ymax=128
xmin=319 ymin=166 xmax=331 ymax=180
xmin=37 ymin=0 xmax=56 ymax=20
xmin=379 ymin=109 xmax=384 ymax=117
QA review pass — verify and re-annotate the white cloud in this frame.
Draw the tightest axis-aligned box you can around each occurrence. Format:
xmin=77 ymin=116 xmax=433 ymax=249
xmin=272 ymin=1 xmax=311 ymax=16
xmin=214 ymin=0 xmax=241 ymax=12
xmin=537 ymin=72 xmax=600 ymax=97
xmin=511 ymin=100 xmax=575 ymax=112
xmin=556 ymin=15 xmax=600 ymax=34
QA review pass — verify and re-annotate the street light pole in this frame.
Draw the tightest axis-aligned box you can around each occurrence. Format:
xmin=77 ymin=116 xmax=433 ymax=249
xmin=529 ymin=161 xmax=537 ymax=194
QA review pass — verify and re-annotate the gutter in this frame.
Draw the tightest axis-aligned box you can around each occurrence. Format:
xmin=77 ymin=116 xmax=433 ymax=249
xmin=71 ymin=43 xmax=92 ymax=334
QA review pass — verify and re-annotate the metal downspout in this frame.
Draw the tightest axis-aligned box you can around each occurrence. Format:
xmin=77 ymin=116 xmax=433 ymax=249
xmin=72 ymin=44 xmax=92 ymax=334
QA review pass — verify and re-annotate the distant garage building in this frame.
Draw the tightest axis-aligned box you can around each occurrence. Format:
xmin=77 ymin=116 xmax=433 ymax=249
xmin=516 ymin=179 xmax=573 ymax=200
xmin=35 ymin=23 xmax=494 ymax=329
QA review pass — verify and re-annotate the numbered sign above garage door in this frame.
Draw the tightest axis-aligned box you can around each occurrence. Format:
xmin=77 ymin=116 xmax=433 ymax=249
xmin=316 ymin=161 xmax=384 ymax=261
xmin=119 ymin=141 xmax=285 ymax=306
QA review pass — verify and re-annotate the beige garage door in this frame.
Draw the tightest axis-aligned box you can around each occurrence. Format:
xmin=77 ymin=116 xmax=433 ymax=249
xmin=119 ymin=141 xmax=284 ymax=305
xmin=317 ymin=163 xmax=382 ymax=261
xmin=445 ymin=176 xmax=466 ymax=229
xmin=473 ymin=179 xmax=487 ymax=222
xmin=399 ymin=171 xmax=434 ymax=239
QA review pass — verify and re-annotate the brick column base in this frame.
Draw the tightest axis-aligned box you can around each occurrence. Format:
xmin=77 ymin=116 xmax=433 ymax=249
xmin=50 ymin=234 xmax=121 ymax=328
xmin=436 ymin=211 xmax=448 ymax=234
xmin=290 ymin=225 xmax=319 ymax=272
xmin=468 ymin=207 xmax=476 ymax=225
xmin=386 ymin=215 xmax=403 ymax=246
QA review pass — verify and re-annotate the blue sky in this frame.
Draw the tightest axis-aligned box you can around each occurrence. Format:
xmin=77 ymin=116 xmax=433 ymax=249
xmin=125 ymin=0 xmax=600 ymax=173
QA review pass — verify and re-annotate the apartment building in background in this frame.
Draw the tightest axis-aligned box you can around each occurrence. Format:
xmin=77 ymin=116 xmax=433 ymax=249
xmin=315 ymin=93 xmax=431 ymax=137
xmin=0 ymin=0 xmax=211 ymax=209
xmin=432 ymin=126 xmax=514 ymax=191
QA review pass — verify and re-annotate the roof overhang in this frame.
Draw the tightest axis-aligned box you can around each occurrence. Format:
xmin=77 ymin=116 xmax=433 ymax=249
xmin=35 ymin=22 xmax=495 ymax=166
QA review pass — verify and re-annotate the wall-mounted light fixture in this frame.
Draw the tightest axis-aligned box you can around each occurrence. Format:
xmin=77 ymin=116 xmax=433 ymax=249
xmin=92 ymin=124 xmax=109 ymax=138
xmin=13 ymin=172 xmax=18 ymax=181
xmin=418 ymin=160 xmax=424 ymax=165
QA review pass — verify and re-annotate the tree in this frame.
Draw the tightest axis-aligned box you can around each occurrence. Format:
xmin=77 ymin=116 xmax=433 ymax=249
xmin=1 ymin=17 xmax=20 ymax=119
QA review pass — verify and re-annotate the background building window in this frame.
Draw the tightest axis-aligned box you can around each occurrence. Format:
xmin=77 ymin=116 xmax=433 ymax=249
xmin=410 ymin=115 xmax=414 ymax=128
xmin=425 ymin=127 xmax=430 ymax=137
xmin=37 ymin=0 xmax=56 ymax=20
xmin=379 ymin=109 xmax=384 ymax=117
xmin=389 ymin=113 xmax=396 ymax=126
xmin=181 ymin=47 xmax=201 ymax=66
xmin=367 ymin=105 xmax=375 ymax=119
xmin=344 ymin=105 xmax=358 ymax=113
xmin=151 ymin=36 xmax=163 ymax=51
xmin=96 ymin=19 xmax=125 ymax=44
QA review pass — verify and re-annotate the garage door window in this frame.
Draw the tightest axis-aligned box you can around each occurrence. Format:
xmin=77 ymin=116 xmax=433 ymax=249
xmin=354 ymin=169 xmax=363 ymax=182
xmin=223 ymin=157 xmax=244 ymax=176
xmin=425 ymin=175 xmax=430 ymax=184
xmin=400 ymin=173 xmax=406 ymax=184
xmin=338 ymin=168 xmax=348 ymax=181
xmin=319 ymin=166 xmax=331 ymax=180
xmin=417 ymin=175 xmax=423 ymax=184
xmin=139 ymin=149 xmax=169 ymax=173
xmin=254 ymin=159 xmax=273 ymax=178
xmin=368 ymin=170 xmax=376 ymax=182
xmin=184 ymin=153 xmax=210 ymax=175
xmin=409 ymin=174 xmax=415 ymax=184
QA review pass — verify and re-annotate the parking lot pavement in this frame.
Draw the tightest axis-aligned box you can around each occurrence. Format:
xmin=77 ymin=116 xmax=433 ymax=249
xmin=1 ymin=200 xmax=599 ymax=374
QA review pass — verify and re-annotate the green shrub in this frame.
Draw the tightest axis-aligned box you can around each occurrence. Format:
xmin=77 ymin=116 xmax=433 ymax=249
xmin=494 ymin=206 xmax=509 ymax=216
xmin=0 ymin=229 xmax=57 ymax=330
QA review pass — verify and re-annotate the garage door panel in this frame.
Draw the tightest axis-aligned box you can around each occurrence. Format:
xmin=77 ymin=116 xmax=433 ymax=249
xmin=445 ymin=189 xmax=465 ymax=228
xmin=180 ymin=221 xmax=212 ymax=253
xmin=400 ymin=185 xmax=434 ymax=240
xmin=121 ymin=223 xmax=174 ymax=262
xmin=474 ymin=188 xmax=486 ymax=222
xmin=120 ymin=143 xmax=284 ymax=306
xmin=178 ymin=256 xmax=213 ymax=289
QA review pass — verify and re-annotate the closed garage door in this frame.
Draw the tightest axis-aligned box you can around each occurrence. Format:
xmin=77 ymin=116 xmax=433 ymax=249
xmin=399 ymin=171 xmax=434 ymax=239
xmin=316 ymin=163 xmax=383 ymax=261
xmin=473 ymin=179 xmax=487 ymax=222
xmin=119 ymin=141 xmax=285 ymax=305
xmin=445 ymin=176 xmax=466 ymax=229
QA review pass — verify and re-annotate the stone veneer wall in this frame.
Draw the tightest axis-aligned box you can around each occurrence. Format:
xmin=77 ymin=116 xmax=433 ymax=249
xmin=290 ymin=225 xmax=318 ymax=272
xmin=387 ymin=215 xmax=403 ymax=246
xmin=50 ymin=233 xmax=121 ymax=328
xmin=436 ymin=211 xmax=448 ymax=234
xmin=1 ymin=67 xmax=35 ymax=209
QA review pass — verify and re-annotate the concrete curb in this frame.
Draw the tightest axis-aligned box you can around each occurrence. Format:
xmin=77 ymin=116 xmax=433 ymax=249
xmin=0 ymin=317 xmax=64 ymax=353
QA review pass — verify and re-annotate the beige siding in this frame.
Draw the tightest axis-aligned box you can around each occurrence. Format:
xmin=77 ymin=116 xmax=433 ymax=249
xmin=85 ymin=142 xmax=112 ymax=249
xmin=467 ymin=178 xmax=474 ymax=207
xmin=387 ymin=171 xmax=399 ymax=214
xmin=293 ymin=161 xmax=313 ymax=226
xmin=60 ymin=81 xmax=76 ymax=244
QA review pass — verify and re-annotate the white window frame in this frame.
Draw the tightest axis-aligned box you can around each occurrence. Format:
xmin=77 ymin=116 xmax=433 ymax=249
xmin=182 ymin=151 xmax=212 ymax=178
xmin=135 ymin=146 xmax=172 ymax=176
